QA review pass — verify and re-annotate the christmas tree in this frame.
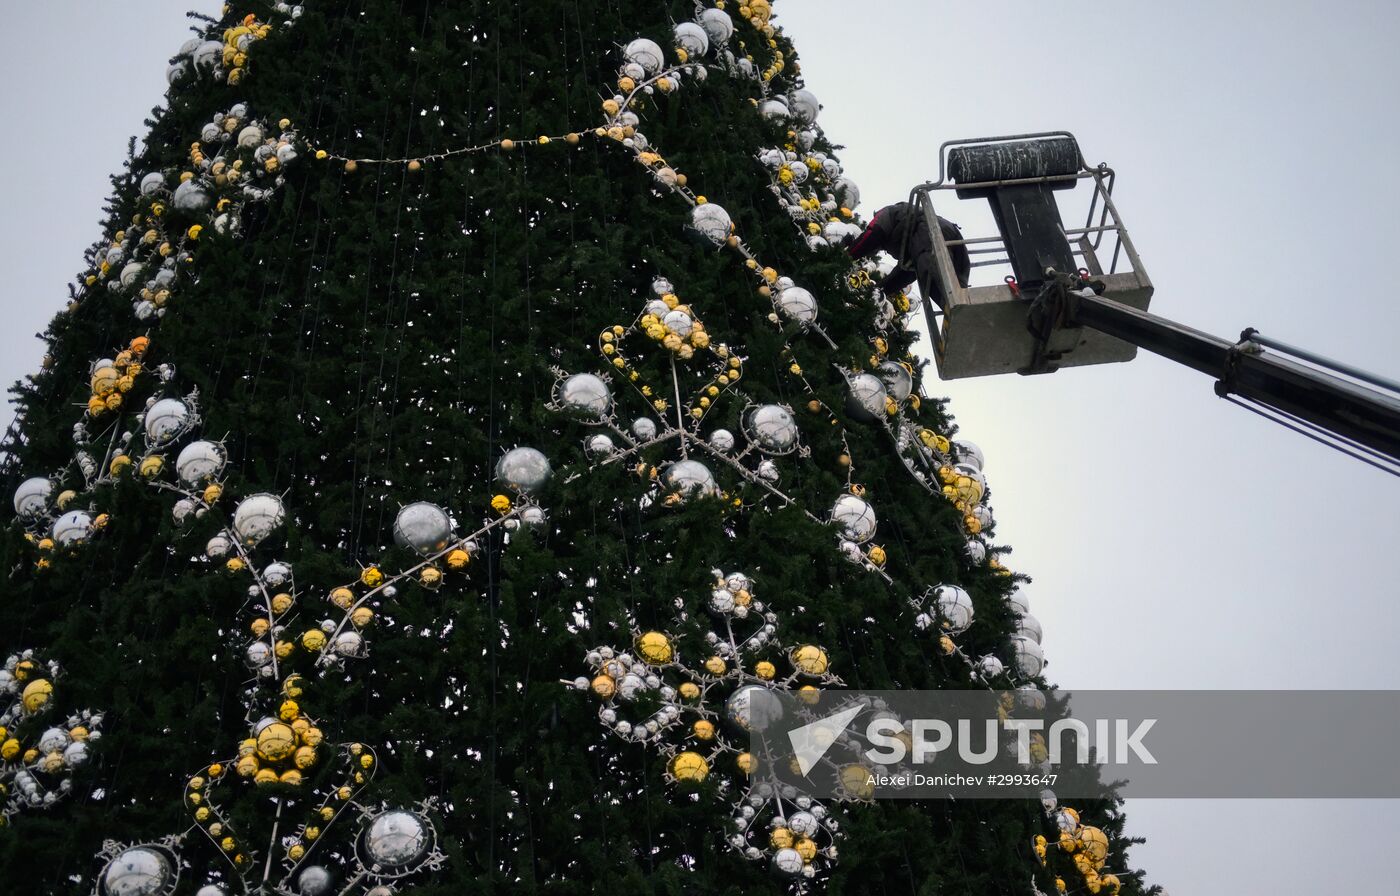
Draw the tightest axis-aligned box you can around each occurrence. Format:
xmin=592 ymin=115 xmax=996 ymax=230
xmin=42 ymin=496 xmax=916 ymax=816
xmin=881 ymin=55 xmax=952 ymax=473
xmin=0 ymin=2 xmax=1148 ymax=894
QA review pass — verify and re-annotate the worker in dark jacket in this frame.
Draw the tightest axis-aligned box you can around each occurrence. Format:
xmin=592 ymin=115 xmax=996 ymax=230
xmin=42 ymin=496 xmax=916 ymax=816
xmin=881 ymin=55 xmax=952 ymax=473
xmin=849 ymin=201 xmax=971 ymax=300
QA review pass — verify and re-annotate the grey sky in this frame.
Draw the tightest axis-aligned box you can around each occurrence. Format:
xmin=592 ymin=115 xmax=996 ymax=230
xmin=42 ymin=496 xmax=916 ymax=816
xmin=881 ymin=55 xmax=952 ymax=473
xmin=3 ymin=1 xmax=1397 ymax=892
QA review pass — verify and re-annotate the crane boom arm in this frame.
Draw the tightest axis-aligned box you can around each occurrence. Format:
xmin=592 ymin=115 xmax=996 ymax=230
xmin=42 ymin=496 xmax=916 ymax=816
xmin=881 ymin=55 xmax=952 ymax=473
xmin=1065 ymin=289 xmax=1400 ymax=464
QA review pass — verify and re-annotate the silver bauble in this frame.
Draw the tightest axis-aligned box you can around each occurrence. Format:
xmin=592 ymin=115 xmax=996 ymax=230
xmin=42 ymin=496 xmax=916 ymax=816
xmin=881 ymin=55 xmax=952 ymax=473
xmin=699 ymin=8 xmax=734 ymax=43
xmin=662 ymin=309 xmax=693 ymax=337
xmin=674 ymin=22 xmax=709 ymax=57
xmin=495 ymin=447 xmax=551 ymax=492
xmin=758 ymin=98 xmax=789 ymax=121
xmin=845 ymin=373 xmax=888 ymax=423
xmin=691 ymin=203 xmax=732 ymax=245
xmin=708 ymin=429 xmax=736 ymax=452
xmin=172 ymin=498 xmax=198 ymax=525
xmin=335 ymin=632 xmax=365 ymax=657
xmin=296 ymin=866 xmax=333 ymax=896
xmin=245 ymin=641 xmax=273 ymax=668
xmin=1012 ymin=636 xmax=1044 ymax=677
xmin=725 ymin=684 xmax=783 ymax=732
xmin=37 ymin=727 xmax=68 ymax=753
xmin=144 ymin=398 xmax=192 ymax=444
xmin=52 ymin=510 xmax=94 ymax=548
xmin=977 ymin=655 xmax=1004 ymax=678
xmin=952 ymin=439 xmax=985 ymax=471
xmin=1016 ymin=613 xmax=1043 ymax=644
xmin=662 ymin=460 xmax=718 ymax=500
xmin=195 ymin=887 xmax=229 ymax=896
xmin=631 ymin=417 xmax=659 ymax=441
xmin=789 ymin=89 xmax=820 ymax=124
xmin=1008 ymin=588 xmax=1030 ymax=616
xmin=830 ymin=494 xmax=877 ymax=543
xmin=932 ymin=584 xmax=974 ymax=634
xmin=232 ymin=493 xmax=286 ymax=546
xmin=63 ymin=740 xmax=90 ymax=767
xmin=876 ymin=361 xmax=914 ymax=402
xmin=786 ymin=160 xmax=809 ymax=184
xmin=964 ymin=539 xmax=987 ymax=565
xmin=13 ymin=477 xmax=53 ymax=519
xmin=558 ymin=373 xmax=612 ymax=418
xmin=833 ymin=176 xmax=861 ymax=211
xmin=584 ymin=433 xmax=617 ymax=459
xmin=771 ymin=847 xmax=804 ymax=877
xmin=777 ymin=286 xmax=818 ymax=324
xmin=172 ymin=179 xmax=211 ymax=214
xmin=175 ymin=440 xmax=225 ymax=486
xmin=746 ymin=404 xmax=798 ymax=453
xmin=392 ymin=502 xmax=453 ymax=555
xmin=364 ymin=810 xmax=430 ymax=868
xmin=788 ymin=809 xmax=819 ymax=837
xmin=101 ymin=847 xmax=172 ymax=896
xmin=263 ymin=562 xmax=292 ymax=587
xmin=623 ymin=38 xmax=665 ymax=75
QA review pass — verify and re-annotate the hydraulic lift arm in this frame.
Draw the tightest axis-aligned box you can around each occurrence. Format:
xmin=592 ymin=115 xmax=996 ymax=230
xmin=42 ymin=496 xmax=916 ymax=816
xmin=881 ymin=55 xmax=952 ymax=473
xmin=1061 ymin=283 xmax=1400 ymax=468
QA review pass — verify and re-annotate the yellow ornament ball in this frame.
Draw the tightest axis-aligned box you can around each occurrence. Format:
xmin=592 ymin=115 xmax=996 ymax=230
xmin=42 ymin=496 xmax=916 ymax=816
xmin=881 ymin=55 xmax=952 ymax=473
xmin=798 ymin=684 xmax=821 ymax=705
xmin=491 ymin=494 xmax=512 ymax=513
xmin=703 ymin=656 xmax=726 ymax=676
xmin=302 ymin=727 xmax=324 ymax=747
xmin=839 ymin=763 xmax=876 ymax=799
xmin=270 ymin=592 xmax=294 ymax=615
xmin=754 ymin=661 xmax=776 ymax=680
xmin=329 ymin=586 xmax=355 ymax=608
xmin=203 ymin=483 xmax=223 ymax=504
xmin=109 ymin=454 xmax=133 ymax=476
xmin=736 ymin=751 xmax=756 ymax=774
xmin=770 ymin=827 xmax=794 ymax=849
xmin=794 ymin=838 xmax=818 ymax=861
xmin=278 ymin=699 xmax=300 ymax=721
xmin=791 ymin=645 xmax=829 ymax=676
xmin=668 ymin=750 xmax=709 ymax=783
xmin=1079 ymin=825 xmax=1109 ymax=865
xmin=590 ymin=675 xmax=616 ymax=699
xmin=279 ymin=769 xmax=303 ymax=786
xmin=226 ymin=557 xmax=246 ymax=573
xmin=692 ymin=720 xmax=716 ymax=741
xmin=256 ymin=722 xmax=297 ymax=762
xmin=350 ymin=607 xmax=375 ymax=628
xmin=636 ymin=631 xmax=673 ymax=665
xmin=254 ymin=768 xmax=279 ymax=786
xmin=294 ymin=745 xmax=318 ymax=770
xmin=359 ymin=566 xmax=384 ymax=587
xmin=0 ymin=739 xmax=20 ymax=761
xmin=250 ymin=618 xmax=270 ymax=638
xmin=419 ymin=566 xmax=443 ymax=587
xmin=678 ymin=681 xmax=701 ymax=700
xmin=301 ymin=629 xmax=328 ymax=652
xmin=288 ymin=844 xmax=305 ymax=861
xmin=235 ymin=755 xmax=259 ymax=777
xmin=445 ymin=548 xmax=470 ymax=569
xmin=21 ymin=679 xmax=53 ymax=713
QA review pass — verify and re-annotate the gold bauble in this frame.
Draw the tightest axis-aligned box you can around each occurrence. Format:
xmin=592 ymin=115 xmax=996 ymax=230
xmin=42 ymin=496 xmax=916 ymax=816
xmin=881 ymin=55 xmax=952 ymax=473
xmin=350 ymin=607 xmax=374 ymax=628
xmin=288 ymin=844 xmax=305 ymax=860
xmin=279 ymin=769 xmax=303 ymax=786
xmin=798 ymin=684 xmax=820 ymax=705
xmin=109 ymin=453 xmax=133 ymax=476
xmin=294 ymin=745 xmax=318 ymax=769
xmin=203 ymin=483 xmax=223 ymax=504
xmin=590 ymin=675 xmax=616 ymax=699
xmin=359 ymin=566 xmax=384 ymax=587
xmin=445 ymin=548 xmax=470 ymax=569
xmin=279 ymin=699 xmax=300 ymax=721
xmin=636 ymin=631 xmax=673 ymax=665
xmin=755 ymin=661 xmax=776 ymax=680
xmin=254 ymin=768 xmax=279 ymax=786
xmin=329 ymin=586 xmax=354 ymax=608
xmin=703 ymin=656 xmax=726 ymax=675
xmin=678 ymin=682 xmax=701 ymax=700
xmin=0 ymin=739 xmax=19 ymax=761
xmin=302 ymin=727 xmax=324 ymax=747
xmin=692 ymin=720 xmax=716 ymax=741
xmin=794 ymin=837 xmax=818 ymax=861
xmin=1078 ymin=825 xmax=1109 ymax=865
xmin=301 ymin=629 xmax=327 ymax=653
xmin=226 ymin=557 xmax=246 ymax=573
xmin=250 ymin=618 xmax=270 ymax=637
xmin=256 ymin=722 xmax=296 ymax=762
xmin=21 ymin=679 xmax=53 ymax=713
xmin=235 ymin=755 xmax=259 ymax=777
xmin=790 ymin=645 xmax=829 ymax=676
xmin=770 ymin=827 xmax=794 ymax=849
xmin=736 ymin=752 xmax=755 ymax=774
xmin=668 ymin=750 xmax=709 ymax=783
xmin=420 ymin=566 xmax=443 ymax=587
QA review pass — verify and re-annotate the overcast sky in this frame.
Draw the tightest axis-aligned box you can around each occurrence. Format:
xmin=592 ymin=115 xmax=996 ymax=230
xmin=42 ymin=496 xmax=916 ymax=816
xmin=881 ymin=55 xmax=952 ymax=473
xmin=3 ymin=2 xmax=1397 ymax=893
